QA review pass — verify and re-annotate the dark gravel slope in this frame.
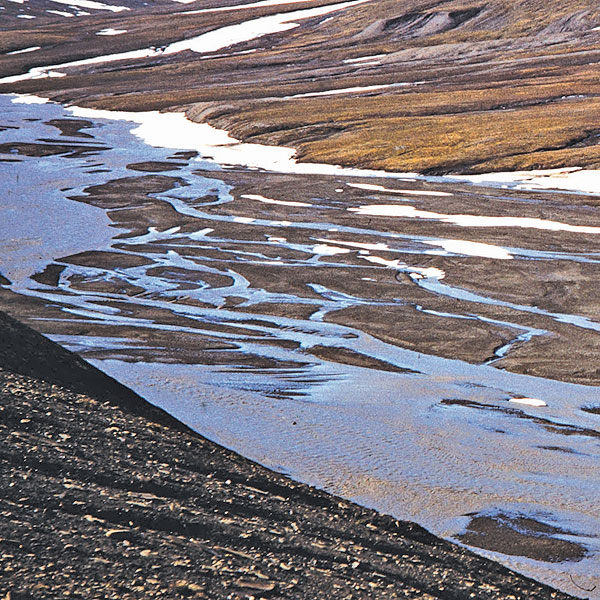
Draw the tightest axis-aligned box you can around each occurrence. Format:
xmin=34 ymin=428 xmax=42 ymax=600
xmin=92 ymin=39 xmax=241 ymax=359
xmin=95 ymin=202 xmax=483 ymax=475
xmin=0 ymin=311 xmax=574 ymax=599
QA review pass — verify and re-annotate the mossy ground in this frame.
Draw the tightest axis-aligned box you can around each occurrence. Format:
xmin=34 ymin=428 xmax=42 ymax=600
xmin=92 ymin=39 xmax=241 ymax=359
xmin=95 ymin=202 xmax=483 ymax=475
xmin=3 ymin=0 xmax=600 ymax=173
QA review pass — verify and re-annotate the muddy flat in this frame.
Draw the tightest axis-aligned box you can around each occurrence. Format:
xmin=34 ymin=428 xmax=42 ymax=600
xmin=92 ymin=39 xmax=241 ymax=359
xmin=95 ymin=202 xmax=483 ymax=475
xmin=1 ymin=93 xmax=599 ymax=597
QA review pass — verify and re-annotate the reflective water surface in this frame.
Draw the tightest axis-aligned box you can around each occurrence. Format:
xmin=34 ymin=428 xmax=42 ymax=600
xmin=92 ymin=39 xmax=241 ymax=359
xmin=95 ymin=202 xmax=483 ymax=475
xmin=2 ymin=94 xmax=599 ymax=597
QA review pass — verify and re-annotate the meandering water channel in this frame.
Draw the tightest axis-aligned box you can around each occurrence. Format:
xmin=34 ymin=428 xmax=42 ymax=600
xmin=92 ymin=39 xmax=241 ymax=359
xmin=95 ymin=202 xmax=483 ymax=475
xmin=2 ymin=91 xmax=600 ymax=596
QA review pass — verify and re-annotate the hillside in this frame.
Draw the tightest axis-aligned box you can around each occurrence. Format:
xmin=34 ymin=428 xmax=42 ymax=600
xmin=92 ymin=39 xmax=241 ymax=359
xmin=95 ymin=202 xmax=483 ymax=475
xmin=2 ymin=0 xmax=600 ymax=173
xmin=0 ymin=309 xmax=579 ymax=599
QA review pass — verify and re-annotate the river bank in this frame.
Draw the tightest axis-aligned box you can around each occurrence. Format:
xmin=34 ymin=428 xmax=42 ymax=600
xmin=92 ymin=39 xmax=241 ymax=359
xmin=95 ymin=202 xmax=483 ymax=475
xmin=4 ymin=0 xmax=600 ymax=174
xmin=0 ymin=308 xmax=579 ymax=599
xmin=2 ymin=92 xmax=600 ymax=596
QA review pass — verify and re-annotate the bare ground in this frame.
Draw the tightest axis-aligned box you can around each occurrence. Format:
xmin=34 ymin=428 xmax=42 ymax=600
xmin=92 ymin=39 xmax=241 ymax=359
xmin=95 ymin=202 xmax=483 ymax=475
xmin=0 ymin=310 xmax=577 ymax=599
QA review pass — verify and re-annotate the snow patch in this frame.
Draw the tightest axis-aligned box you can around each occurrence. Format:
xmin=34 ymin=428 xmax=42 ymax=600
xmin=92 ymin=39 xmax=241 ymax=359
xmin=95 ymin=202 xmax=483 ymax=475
xmin=7 ymin=46 xmax=40 ymax=55
xmin=47 ymin=9 xmax=73 ymax=16
xmin=452 ymin=167 xmax=600 ymax=196
xmin=11 ymin=94 xmax=49 ymax=104
xmin=97 ymin=27 xmax=127 ymax=35
xmin=312 ymin=244 xmax=351 ymax=256
xmin=241 ymin=193 xmax=312 ymax=207
xmin=46 ymin=0 xmax=129 ymax=12
xmin=348 ymin=204 xmax=600 ymax=234
xmin=509 ymin=397 xmax=547 ymax=407
xmin=343 ymin=54 xmax=387 ymax=63
xmin=347 ymin=182 xmax=452 ymax=196
xmin=286 ymin=82 xmax=413 ymax=99
xmin=423 ymin=239 xmax=513 ymax=260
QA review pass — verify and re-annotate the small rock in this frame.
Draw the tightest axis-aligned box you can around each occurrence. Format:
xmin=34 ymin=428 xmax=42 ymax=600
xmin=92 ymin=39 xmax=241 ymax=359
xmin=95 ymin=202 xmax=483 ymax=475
xmin=105 ymin=529 xmax=132 ymax=541
xmin=234 ymin=579 xmax=276 ymax=592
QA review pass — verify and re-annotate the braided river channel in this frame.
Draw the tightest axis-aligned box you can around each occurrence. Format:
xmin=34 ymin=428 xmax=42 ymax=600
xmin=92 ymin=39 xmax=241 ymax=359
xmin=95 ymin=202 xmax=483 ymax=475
xmin=2 ymin=93 xmax=600 ymax=596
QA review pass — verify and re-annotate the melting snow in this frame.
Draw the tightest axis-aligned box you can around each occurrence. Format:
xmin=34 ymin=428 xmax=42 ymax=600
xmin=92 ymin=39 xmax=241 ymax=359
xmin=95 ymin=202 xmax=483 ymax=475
xmin=423 ymin=239 xmax=513 ymax=260
xmin=241 ymin=193 xmax=312 ymax=207
xmin=286 ymin=82 xmax=412 ymax=99
xmin=97 ymin=28 xmax=127 ymax=35
xmin=509 ymin=397 xmax=547 ymax=407
xmin=452 ymin=168 xmax=600 ymax=196
xmin=347 ymin=182 xmax=452 ymax=196
xmin=7 ymin=46 xmax=40 ymax=55
xmin=348 ymin=204 xmax=600 ymax=234
xmin=11 ymin=95 xmax=49 ymax=104
xmin=312 ymin=244 xmax=351 ymax=256
xmin=46 ymin=0 xmax=129 ymax=12
xmin=343 ymin=54 xmax=387 ymax=63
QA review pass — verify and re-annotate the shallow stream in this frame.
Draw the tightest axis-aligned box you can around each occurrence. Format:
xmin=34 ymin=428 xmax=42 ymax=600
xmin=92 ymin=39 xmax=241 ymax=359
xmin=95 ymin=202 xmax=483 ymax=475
xmin=2 ymin=93 xmax=600 ymax=597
